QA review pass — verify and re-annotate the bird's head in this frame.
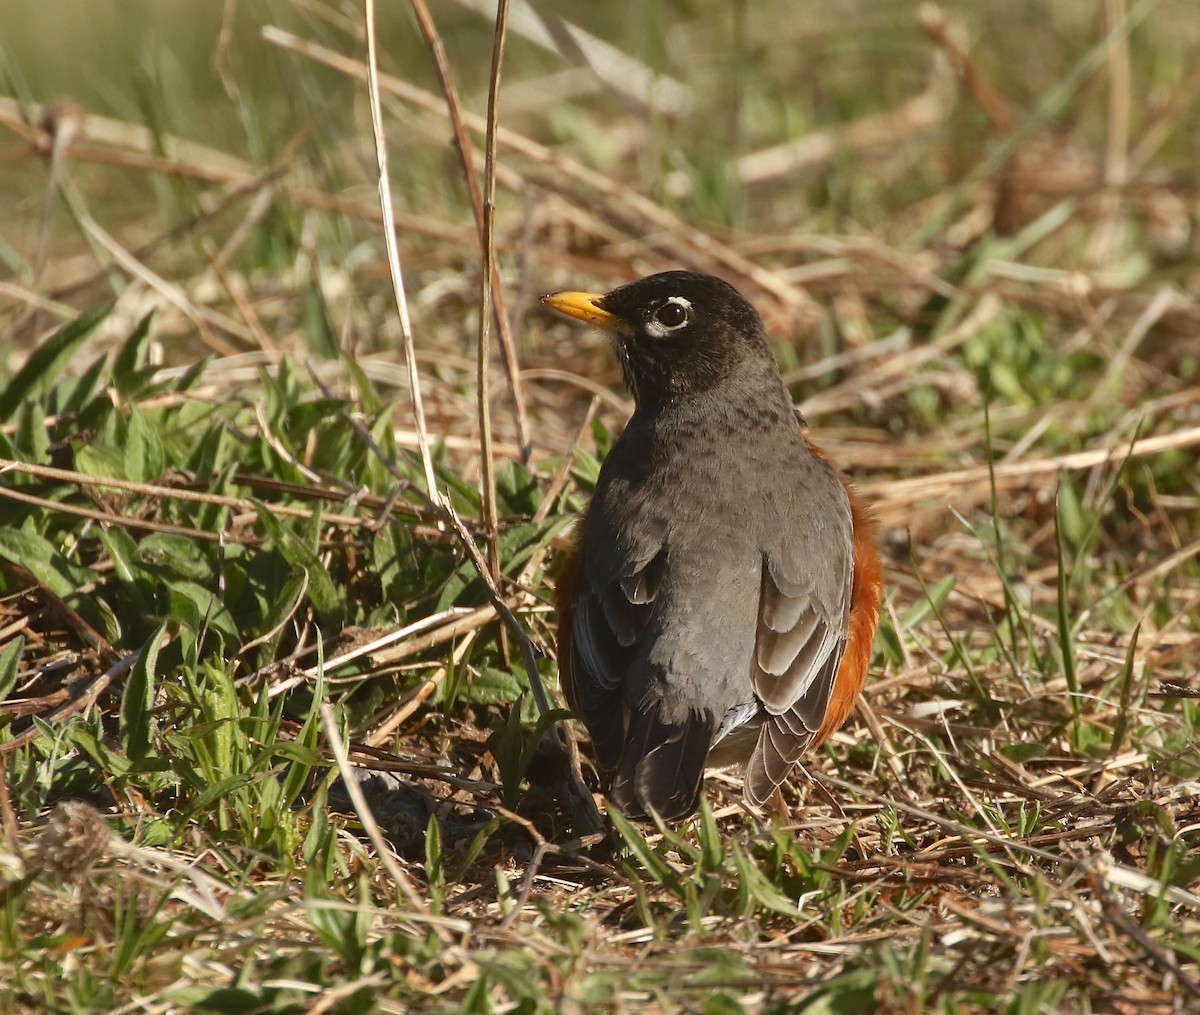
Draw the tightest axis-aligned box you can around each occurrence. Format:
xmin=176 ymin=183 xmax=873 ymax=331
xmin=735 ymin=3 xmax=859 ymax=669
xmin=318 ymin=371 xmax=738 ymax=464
xmin=542 ymin=271 xmax=775 ymax=410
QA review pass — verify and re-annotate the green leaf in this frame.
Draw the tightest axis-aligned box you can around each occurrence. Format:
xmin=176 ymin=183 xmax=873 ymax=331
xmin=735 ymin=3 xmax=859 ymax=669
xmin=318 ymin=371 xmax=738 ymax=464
xmin=0 ymin=305 xmax=111 ymax=421
xmin=732 ymin=844 xmax=802 ymax=918
xmin=253 ymin=570 xmax=308 ymax=662
xmin=111 ymin=312 xmax=154 ymax=399
xmin=172 ymin=356 xmax=213 ymax=394
xmin=270 ymin=740 xmax=328 ymax=769
xmin=464 ymin=665 xmax=526 ymax=706
xmin=58 ymin=351 xmax=110 ymax=417
xmin=137 ymin=533 xmax=211 ymax=581
xmin=702 ymin=993 xmax=747 ymax=1015
xmin=0 ymin=635 xmax=23 ymax=700
xmin=608 ymin=807 xmax=681 ymax=892
xmin=487 ymin=697 xmax=526 ymax=809
xmin=124 ymin=406 xmax=166 ymax=482
xmin=340 ymin=351 xmax=383 ymax=415
xmin=425 ymin=814 xmax=444 ymax=916
xmin=1055 ymin=483 xmax=1081 ymax=736
xmin=252 ymin=502 xmax=341 ymax=618
xmin=301 ymin=276 xmax=338 ymax=358
xmin=570 ymin=446 xmax=602 ymax=489
xmin=697 ymin=797 xmax=724 ymax=872
xmin=98 ymin=526 xmax=140 ymax=583
xmin=165 ymin=987 xmax=264 ymax=1013
xmin=590 ymin=417 xmax=615 ymax=460
xmin=372 ymin=522 xmax=416 ymax=606
xmin=901 ymin=574 xmax=955 ymax=628
xmin=495 ymin=460 xmax=542 ymax=515
xmin=188 ymin=424 xmax=234 ymax=481
xmin=436 ymin=458 xmax=483 ymax=515
xmin=1109 ymin=621 xmax=1141 ymax=759
xmin=121 ymin=622 xmax=167 ymax=760
xmin=74 ymin=440 xmax=125 ymax=480
xmin=0 ymin=528 xmax=93 ymax=598
xmin=518 ymin=708 xmax=574 ymax=777
xmin=451 ymin=815 xmax=503 ymax=882
xmin=69 ymin=727 xmax=133 ymax=779
xmin=791 ymin=969 xmax=879 ymax=1014
xmin=186 ymin=772 xmax=260 ymax=813
xmin=461 ymin=974 xmax=492 ymax=1014
xmin=14 ymin=399 xmax=49 ymax=462
xmin=1057 ymin=472 xmax=1087 ymax=547
xmin=166 ymin=580 xmax=238 ymax=645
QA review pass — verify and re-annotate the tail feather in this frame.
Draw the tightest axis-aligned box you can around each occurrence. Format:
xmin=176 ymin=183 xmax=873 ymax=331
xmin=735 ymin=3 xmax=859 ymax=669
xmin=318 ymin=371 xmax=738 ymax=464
xmin=611 ymin=705 xmax=714 ymax=822
xmin=744 ymin=713 xmax=814 ymax=806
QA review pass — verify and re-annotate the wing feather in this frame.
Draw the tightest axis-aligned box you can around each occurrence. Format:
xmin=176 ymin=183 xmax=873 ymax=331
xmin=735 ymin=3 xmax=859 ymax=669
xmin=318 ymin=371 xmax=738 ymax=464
xmin=557 ymin=498 xmax=669 ymax=766
xmin=746 ymin=463 xmax=855 ymax=801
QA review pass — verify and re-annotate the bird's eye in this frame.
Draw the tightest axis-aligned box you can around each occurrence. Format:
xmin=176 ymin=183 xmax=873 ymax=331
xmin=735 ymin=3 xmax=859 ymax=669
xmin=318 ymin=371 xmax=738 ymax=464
xmin=652 ymin=299 xmax=690 ymax=329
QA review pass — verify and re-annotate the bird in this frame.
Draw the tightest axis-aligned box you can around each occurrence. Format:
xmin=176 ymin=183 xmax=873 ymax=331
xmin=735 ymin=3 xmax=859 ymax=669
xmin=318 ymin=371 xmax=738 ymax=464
xmin=541 ymin=270 xmax=883 ymax=823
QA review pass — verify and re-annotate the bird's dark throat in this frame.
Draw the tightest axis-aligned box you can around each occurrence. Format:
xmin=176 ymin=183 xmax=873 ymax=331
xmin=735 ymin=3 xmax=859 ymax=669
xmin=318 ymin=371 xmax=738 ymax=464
xmin=615 ymin=332 xmax=752 ymax=413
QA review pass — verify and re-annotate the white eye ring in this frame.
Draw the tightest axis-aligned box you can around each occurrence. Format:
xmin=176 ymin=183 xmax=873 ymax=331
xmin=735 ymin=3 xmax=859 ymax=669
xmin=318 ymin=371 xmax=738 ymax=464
xmin=645 ymin=296 xmax=692 ymax=336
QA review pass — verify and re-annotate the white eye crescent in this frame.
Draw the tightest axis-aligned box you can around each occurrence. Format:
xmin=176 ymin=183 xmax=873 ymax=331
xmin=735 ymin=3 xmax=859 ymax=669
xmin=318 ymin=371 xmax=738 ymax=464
xmin=646 ymin=296 xmax=692 ymax=336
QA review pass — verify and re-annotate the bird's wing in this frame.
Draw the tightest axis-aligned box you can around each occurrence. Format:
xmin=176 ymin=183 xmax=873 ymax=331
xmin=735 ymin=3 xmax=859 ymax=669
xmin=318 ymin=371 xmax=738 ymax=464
xmin=744 ymin=457 xmax=855 ymax=805
xmin=559 ymin=497 xmax=668 ymax=772
xmin=561 ymin=485 xmax=719 ymax=822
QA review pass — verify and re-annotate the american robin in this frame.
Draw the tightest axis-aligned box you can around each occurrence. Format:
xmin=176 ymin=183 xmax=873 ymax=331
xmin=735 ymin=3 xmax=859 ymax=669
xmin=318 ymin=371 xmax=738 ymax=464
xmin=542 ymin=271 xmax=883 ymax=822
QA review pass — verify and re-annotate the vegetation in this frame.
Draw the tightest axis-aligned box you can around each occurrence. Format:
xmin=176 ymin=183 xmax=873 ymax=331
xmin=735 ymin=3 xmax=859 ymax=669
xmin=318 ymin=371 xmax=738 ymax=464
xmin=1 ymin=1 xmax=1198 ymax=1011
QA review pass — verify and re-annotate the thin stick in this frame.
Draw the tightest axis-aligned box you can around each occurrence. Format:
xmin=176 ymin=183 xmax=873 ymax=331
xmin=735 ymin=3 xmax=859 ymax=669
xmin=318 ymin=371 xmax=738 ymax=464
xmin=532 ymin=397 xmax=599 ymax=526
xmin=84 ymin=218 xmax=250 ymax=349
xmin=861 ymin=424 xmax=1200 ymax=516
xmin=0 ymin=753 xmax=19 ymax=849
xmin=0 ymin=650 xmax=140 ymax=754
xmin=261 ymin=27 xmax=814 ymax=314
xmin=363 ymin=0 xmax=438 ymax=503
xmin=920 ymin=5 xmax=1013 ymax=132
xmin=1088 ymin=866 xmax=1200 ymax=997
xmin=31 ymin=100 xmax=86 ymax=331
xmin=300 ymin=606 xmax=484 ymax=679
xmin=318 ymin=702 xmax=454 ymax=939
xmin=445 ymin=0 xmax=692 ymax=117
xmin=409 ymin=0 xmax=532 ymax=462
xmin=365 ymin=630 xmax=480 ymax=748
xmin=515 ymin=396 xmax=599 ymax=592
xmin=1086 ymin=0 xmax=1131 ymax=266
xmin=442 ymin=501 xmax=548 ymax=716
xmin=441 ymin=501 xmax=604 ymax=834
xmin=0 ymin=458 xmax=393 ymax=531
xmin=477 ymin=0 xmax=510 ymax=605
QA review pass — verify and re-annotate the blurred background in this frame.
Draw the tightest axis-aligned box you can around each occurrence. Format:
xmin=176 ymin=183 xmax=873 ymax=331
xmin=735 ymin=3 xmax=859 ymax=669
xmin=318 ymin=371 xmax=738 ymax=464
xmin=4 ymin=1 xmax=1197 ymax=364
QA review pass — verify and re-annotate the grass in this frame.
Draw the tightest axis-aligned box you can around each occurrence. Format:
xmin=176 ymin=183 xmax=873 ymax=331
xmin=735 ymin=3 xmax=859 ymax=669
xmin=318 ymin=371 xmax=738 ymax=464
xmin=1 ymin=1 xmax=1199 ymax=1011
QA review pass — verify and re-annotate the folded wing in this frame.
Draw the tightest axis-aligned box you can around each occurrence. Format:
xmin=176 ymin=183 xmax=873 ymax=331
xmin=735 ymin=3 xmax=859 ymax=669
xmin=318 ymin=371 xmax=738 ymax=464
xmin=744 ymin=478 xmax=855 ymax=805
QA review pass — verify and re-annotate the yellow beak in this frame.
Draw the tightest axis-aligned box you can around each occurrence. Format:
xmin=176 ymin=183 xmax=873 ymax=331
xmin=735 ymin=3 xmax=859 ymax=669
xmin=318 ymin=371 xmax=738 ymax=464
xmin=540 ymin=290 xmax=622 ymax=331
